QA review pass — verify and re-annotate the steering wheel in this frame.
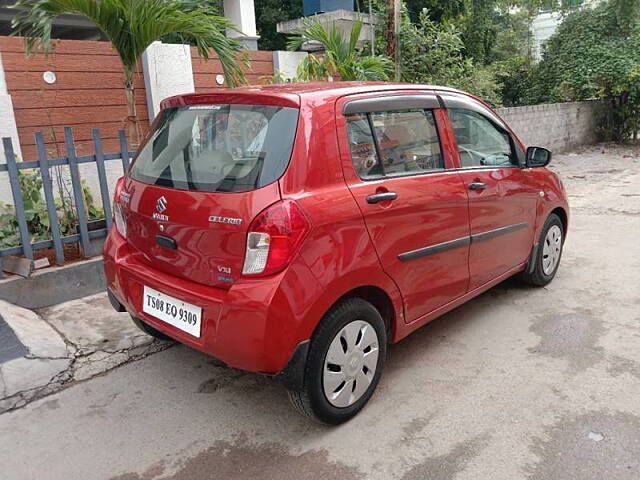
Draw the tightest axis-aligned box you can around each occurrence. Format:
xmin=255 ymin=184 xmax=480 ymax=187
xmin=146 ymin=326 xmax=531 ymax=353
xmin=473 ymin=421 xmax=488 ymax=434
xmin=458 ymin=145 xmax=479 ymax=167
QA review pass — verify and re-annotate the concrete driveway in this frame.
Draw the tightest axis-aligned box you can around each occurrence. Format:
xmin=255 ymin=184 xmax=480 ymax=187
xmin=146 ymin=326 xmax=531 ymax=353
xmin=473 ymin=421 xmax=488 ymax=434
xmin=0 ymin=144 xmax=639 ymax=480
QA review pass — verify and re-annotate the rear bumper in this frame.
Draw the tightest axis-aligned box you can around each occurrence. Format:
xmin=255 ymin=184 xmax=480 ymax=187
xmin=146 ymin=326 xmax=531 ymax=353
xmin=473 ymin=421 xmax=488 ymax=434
xmin=103 ymin=229 xmax=319 ymax=375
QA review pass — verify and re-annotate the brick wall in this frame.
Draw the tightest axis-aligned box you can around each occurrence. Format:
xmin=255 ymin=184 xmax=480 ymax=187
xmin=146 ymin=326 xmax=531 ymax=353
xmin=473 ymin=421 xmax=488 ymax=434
xmin=0 ymin=37 xmax=148 ymax=160
xmin=0 ymin=39 xmax=278 ymax=162
xmin=0 ymin=39 xmax=277 ymax=205
xmin=191 ymin=48 xmax=273 ymax=91
xmin=496 ymin=100 xmax=606 ymax=153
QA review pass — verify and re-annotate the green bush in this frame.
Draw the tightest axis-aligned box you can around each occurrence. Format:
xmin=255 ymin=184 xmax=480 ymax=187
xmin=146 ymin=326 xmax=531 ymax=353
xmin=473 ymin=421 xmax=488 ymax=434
xmin=0 ymin=168 xmax=104 ymax=250
xmin=526 ymin=2 xmax=640 ymax=141
xmin=398 ymin=9 xmax=501 ymax=105
xmin=493 ymin=56 xmax=532 ymax=107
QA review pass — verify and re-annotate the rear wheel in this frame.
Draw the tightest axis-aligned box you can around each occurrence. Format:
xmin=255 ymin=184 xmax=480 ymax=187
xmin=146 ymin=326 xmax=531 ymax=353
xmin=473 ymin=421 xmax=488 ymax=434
xmin=288 ymin=298 xmax=387 ymax=424
xmin=520 ymin=213 xmax=564 ymax=286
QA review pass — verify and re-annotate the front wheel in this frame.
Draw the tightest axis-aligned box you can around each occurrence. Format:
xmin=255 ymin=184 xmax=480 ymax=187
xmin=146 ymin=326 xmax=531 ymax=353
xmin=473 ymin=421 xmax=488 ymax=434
xmin=520 ymin=213 xmax=564 ymax=286
xmin=288 ymin=298 xmax=387 ymax=425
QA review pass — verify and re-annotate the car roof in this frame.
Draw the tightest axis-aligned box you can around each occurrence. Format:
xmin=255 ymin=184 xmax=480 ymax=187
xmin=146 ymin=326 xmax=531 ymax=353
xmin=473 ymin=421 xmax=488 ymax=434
xmin=160 ymin=82 xmax=469 ymax=110
xmin=224 ymin=81 xmax=464 ymax=96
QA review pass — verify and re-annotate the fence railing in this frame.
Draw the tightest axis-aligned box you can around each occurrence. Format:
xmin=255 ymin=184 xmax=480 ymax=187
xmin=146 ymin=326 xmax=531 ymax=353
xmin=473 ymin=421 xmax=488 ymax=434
xmin=0 ymin=127 xmax=134 ymax=279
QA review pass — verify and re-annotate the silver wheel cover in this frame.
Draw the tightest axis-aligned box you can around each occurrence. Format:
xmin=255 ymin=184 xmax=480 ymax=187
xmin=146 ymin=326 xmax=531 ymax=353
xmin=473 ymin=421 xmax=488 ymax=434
xmin=542 ymin=225 xmax=562 ymax=275
xmin=323 ymin=320 xmax=379 ymax=408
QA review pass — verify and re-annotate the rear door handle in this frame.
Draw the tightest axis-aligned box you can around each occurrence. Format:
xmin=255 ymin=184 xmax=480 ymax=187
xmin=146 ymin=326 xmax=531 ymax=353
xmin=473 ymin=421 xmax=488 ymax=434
xmin=468 ymin=182 xmax=487 ymax=191
xmin=366 ymin=192 xmax=398 ymax=204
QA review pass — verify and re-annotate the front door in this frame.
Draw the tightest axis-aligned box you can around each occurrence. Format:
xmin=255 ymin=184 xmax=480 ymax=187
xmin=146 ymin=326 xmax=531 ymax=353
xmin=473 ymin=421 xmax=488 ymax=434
xmin=444 ymin=102 xmax=538 ymax=289
xmin=337 ymin=93 xmax=471 ymax=323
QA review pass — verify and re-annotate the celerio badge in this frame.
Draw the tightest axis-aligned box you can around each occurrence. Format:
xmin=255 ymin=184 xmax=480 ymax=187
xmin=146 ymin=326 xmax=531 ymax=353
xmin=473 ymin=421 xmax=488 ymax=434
xmin=209 ymin=216 xmax=242 ymax=226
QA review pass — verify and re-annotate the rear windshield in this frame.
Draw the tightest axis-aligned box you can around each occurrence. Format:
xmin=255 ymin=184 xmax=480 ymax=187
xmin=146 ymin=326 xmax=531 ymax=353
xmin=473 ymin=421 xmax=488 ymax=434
xmin=129 ymin=104 xmax=299 ymax=193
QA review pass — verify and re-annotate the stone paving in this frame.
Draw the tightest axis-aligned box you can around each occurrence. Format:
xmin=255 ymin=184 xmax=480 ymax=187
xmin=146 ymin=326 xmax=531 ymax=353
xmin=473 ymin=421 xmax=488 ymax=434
xmin=0 ymin=143 xmax=638 ymax=480
xmin=0 ymin=294 xmax=171 ymax=413
xmin=0 ymin=314 xmax=27 ymax=363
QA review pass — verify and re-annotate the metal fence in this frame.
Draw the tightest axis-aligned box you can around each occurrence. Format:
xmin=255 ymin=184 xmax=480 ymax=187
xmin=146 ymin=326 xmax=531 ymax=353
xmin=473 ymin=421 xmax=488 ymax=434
xmin=0 ymin=127 xmax=134 ymax=279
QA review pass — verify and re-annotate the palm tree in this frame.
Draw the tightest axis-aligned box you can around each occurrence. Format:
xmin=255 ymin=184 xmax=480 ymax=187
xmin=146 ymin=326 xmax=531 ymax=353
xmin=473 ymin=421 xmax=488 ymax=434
xmin=287 ymin=19 xmax=393 ymax=82
xmin=10 ymin=0 xmax=246 ymax=144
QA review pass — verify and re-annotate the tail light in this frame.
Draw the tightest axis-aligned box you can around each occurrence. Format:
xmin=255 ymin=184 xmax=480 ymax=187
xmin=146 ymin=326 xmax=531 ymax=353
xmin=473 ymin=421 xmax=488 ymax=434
xmin=113 ymin=177 xmax=127 ymax=238
xmin=242 ymin=199 xmax=311 ymax=277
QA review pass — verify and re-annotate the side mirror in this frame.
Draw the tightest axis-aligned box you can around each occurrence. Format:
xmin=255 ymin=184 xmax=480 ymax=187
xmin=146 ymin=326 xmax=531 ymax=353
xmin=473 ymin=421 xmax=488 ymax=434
xmin=526 ymin=146 xmax=552 ymax=167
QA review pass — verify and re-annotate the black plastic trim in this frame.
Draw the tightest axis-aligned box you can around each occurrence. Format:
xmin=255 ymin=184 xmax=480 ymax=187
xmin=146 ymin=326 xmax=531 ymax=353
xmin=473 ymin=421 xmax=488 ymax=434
xmin=343 ymin=95 xmax=440 ymax=115
xmin=439 ymin=94 xmax=509 ymax=130
xmin=471 ymin=222 xmax=529 ymax=243
xmin=526 ymin=242 xmax=540 ymax=274
xmin=156 ymin=235 xmax=177 ymax=250
xmin=107 ymin=288 xmax=126 ymax=312
xmin=397 ymin=222 xmax=529 ymax=262
xmin=398 ymin=236 xmax=471 ymax=262
xmin=272 ymin=340 xmax=310 ymax=392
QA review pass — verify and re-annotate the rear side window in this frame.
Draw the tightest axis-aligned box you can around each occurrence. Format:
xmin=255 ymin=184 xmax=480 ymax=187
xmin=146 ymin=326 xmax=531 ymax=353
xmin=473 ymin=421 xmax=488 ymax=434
xmin=346 ymin=114 xmax=381 ymax=178
xmin=130 ymin=105 xmax=299 ymax=193
xmin=346 ymin=109 xmax=443 ymax=180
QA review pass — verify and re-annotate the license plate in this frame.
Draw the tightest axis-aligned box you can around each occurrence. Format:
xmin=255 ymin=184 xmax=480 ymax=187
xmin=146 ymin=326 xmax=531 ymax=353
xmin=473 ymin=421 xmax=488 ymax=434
xmin=142 ymin=286 xmax=202 ymax=338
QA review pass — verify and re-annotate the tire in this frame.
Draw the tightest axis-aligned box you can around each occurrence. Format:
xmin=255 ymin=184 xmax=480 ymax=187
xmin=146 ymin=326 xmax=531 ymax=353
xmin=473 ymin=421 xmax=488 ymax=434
xmin=520 ymin=213 xmax=564 ymax=286
xmin=288 ymin=298 xmax=387 ymax=425
xmin=131 ymin=315 xmax=173 ymax=341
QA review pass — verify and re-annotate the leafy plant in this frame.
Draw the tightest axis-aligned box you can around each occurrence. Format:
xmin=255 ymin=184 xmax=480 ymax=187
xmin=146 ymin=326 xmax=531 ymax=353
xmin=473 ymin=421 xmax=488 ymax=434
xmin=255 ymin=0 xmax=303 ymax=51
xmin=11 ymin=0 xmax=246 ymax=144
xmin=526 ymin=1 xmax=640 ymax=141
xmin=392 ymin=7 xmax=501 ymax=104
xmin=492 ymin=56 xmax=532 ymax=106
xmin=0 ymin=169 xmax=51 ymax=248
xmin=0 ymin=167 xmax=104 ymax=250
xmin=286 ymin=19 xmax=394 ymax=82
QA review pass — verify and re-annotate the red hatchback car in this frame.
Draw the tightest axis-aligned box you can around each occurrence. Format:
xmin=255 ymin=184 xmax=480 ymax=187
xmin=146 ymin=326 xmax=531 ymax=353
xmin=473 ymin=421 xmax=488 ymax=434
xmin=104 ymin=82 xmax=568 ymax=424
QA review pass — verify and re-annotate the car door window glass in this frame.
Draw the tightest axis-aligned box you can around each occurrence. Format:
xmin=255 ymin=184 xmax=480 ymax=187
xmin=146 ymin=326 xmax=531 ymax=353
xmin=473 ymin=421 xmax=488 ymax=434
xmin=371 ymin=110 xmax=443 ymax=176
xmin=449 ymin=108 xmax=517 ymax=168
xmin=346 ymin=109 xmax=443 ymax=180
xmin=346 ymin=114 xmax=383 ymax=179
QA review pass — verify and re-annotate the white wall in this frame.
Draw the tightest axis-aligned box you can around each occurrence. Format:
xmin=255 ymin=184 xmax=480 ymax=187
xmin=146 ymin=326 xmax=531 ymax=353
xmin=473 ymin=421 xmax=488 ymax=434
xmin=223 ymin=0 xmax=259 ymax=50
xmin=273 ymin=51 xmax=308 ymax=80
xmin=142 ymin=42 xmax=195 ymax=121
xmin=497 ymin=100 xmax=606 ymax=152
xmin=0 ymin=51 xmax=22 ymax=163
xmin=0 ymin=51 xmax=22 ymax=205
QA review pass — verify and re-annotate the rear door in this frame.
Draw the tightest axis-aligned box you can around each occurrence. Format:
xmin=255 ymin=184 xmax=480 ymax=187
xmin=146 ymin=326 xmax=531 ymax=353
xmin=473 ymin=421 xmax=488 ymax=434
xmin=121 ymin=102 xmax=299 ymax=288
xmin=441 ymin=94 xmax=538 ymax=289
xmin=336 ymin=93 xmax=471 ymax=323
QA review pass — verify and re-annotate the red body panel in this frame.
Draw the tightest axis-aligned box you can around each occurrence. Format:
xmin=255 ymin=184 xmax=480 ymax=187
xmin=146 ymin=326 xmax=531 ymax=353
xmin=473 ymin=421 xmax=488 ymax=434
xmin=122 ymin=179 xmax=280 ymax=288
xmin=104 ymin=82 xmax=569 ymax=374
xmin=456 ymin=167 xmax=538 ymax=288
xmin=334 ymin=93 xmax=470 ymax=322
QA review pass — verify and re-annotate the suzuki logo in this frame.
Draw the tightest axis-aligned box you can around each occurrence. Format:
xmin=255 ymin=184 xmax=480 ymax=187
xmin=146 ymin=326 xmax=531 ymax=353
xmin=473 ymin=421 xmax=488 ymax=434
xmin=156 ymin=196 xmax=167 ymax=213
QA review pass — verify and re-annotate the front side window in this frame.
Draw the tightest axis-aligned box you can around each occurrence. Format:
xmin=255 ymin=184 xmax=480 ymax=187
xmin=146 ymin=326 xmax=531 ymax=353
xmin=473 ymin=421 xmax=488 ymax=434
xmin=346 ymin=109 xmax=444 ymax=180
xmin=449 ymin=108 xmax=517 ymax=168
xmin=130 ymin=104 xmax=299 ymax=193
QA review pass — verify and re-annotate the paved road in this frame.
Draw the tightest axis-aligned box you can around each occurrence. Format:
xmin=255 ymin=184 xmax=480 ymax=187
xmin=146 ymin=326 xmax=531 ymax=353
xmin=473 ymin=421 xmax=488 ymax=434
xmin=1 ymin=144 xmax=639 ymax=480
